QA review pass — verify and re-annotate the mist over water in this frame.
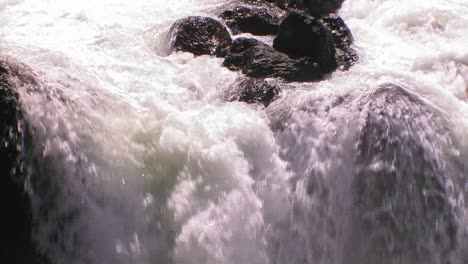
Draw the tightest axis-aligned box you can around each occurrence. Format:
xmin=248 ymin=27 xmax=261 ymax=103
xmin=0 ymin=0 xmax=467 ymax=263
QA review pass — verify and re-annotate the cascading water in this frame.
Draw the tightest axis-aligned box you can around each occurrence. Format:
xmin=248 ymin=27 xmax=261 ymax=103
xmin=0 ymin=0 xmax=467 ymax=264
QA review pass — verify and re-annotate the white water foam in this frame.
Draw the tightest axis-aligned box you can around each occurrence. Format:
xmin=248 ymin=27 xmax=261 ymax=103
xmin=0 ymin=0 xmax=467 ymax=263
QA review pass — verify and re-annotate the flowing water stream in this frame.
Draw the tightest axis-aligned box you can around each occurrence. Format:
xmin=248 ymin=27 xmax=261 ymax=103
xmin=0 ymin=0 xmax=467 ymax=263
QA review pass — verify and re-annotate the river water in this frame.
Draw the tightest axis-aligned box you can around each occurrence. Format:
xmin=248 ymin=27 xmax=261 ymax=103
xmin=0 ymin=0 xmax=467 ymax=263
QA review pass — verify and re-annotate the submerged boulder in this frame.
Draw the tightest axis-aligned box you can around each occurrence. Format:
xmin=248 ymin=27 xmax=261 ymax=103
xmin=168 ymin=16 xmax=232 ymax=57
xmin=223 ymin=37 xmax=322 ymax=81
xmin=0 ymin=60 xmax=46 ymax=263
xmin=349 ymin=84 xmax=465 ymax=264
xmin=267 ymin=84 xmax=466 ymax=264
xmin=219 ymin=5 xmax=283 ymax=35
xmin=273 ymin=11 xmax=337 ymax=73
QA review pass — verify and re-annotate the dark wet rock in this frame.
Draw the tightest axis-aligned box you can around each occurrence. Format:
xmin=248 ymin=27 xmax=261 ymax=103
xmin=0 ymin=65 xmax=22 ymax=180
xmin=0 ymin=60 xmax=47 ymax=264
xmin=241 ymin=0 xmax=282 ymax=7
xmin=223 ymin=37 xmax=322 ymax=81
xmin=300 ymin=0 xmax=345 ymax=17
xmin=168 ymin=16 xmax=232 ymax=57
xmin=265 ymin=0 xmax=345 ymax=17
xmin=266 ymin=0 xmax=298 ymax=9
xmin=321 ymin=15 xmax=353 ymax=49
xmin=321 ymin=15 xmax=358 ymax=69
xmin=348 ymin=84 xmax=465 ymax=264
xmin=273 ymin=11 xmax=337 ymax=73
xmin=224 ymin=78 xmax=282 ymax=107
xmin=219 ymin=5 xmax=283 ymax=35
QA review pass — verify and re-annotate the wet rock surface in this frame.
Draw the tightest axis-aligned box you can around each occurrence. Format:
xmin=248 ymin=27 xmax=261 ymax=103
xmin=223 ymin=37 xmax=322 ymax=81
xmin=299 ymin=0 xmax=346 ymax=17
xmin=273 ymin=11 xmax=338 ymax=73
xmin=219 ymin=5 xmax=283 ymax=35
xmin=223 ymin=77 xmax=282 ymax=107
xmin=0 ymin=61 xmax=46 ymax=264
xmin=264 ymin=0 xmax=345 ymax=17
xmin=168 ymin=16 xmax=232 ymax=57
xmin=321 ymin=15 xmax=358 ymax=69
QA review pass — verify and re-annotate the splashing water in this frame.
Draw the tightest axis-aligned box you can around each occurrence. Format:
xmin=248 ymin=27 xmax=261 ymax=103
xmin=0 ymin=0 xmax=467 ymax=263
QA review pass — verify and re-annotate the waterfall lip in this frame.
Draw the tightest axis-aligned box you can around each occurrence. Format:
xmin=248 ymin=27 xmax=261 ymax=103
xmin=368 ymin=83 xmax=447 ymax=112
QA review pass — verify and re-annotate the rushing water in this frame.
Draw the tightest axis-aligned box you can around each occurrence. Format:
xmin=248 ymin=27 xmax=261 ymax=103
xmin=0 ymin=0 xmax=467 ymax=263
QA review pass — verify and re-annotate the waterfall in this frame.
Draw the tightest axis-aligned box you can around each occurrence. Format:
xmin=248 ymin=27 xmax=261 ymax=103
xmin=0 ymin=0 xmax=467 ymax=263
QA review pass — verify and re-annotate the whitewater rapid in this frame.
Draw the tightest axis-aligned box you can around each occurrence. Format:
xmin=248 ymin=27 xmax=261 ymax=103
xmin=0 ymin=0 xmax=467 ymax=263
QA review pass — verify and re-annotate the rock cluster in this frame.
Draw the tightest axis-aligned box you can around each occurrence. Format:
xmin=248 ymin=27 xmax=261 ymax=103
xmin=166 ymin=0 xmax=357 ymax=106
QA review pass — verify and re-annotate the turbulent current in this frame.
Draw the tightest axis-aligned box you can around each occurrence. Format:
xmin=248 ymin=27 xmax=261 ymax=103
xmin=0 ymin=0 xmax=467 ymax=263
